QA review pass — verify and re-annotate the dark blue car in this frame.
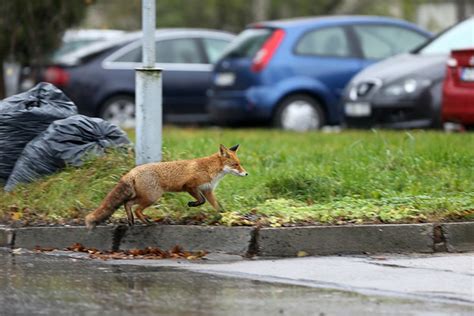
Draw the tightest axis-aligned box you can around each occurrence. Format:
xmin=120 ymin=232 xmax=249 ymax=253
xmin=42 ymin=29 xmax=235 ymax=128
xmin=208 ymin=16 xmax=431 ymax=131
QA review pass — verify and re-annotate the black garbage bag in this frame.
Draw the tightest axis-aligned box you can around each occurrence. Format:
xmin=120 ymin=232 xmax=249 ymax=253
xmin=0 ymin=82 xmax=77 ymax=182
xmin=5 ymin=115 xmax=131 ymax=191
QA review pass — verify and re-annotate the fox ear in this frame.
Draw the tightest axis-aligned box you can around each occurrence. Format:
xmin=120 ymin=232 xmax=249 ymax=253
xmin=219 ymin=144 xmax=229 ymax=157
xmin=229 ymin=144 xmax=240 ymax=152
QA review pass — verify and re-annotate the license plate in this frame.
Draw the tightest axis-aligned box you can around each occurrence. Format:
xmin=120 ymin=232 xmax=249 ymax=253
xmin=345 ymin=102 xmax=371 ymax=117
xmin=214 ymin=72 xmax=235 ymax=86
xmin=461 ymin=67 xmax=474 ymax=81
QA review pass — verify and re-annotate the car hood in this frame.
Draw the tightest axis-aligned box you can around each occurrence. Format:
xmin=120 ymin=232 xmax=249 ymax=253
xmin=352 ymin=53 xmax=447 ymax=84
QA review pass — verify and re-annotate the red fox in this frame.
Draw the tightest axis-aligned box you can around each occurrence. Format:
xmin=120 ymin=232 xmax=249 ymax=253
xmin=85 ymin=144 xmax=247 ymax=229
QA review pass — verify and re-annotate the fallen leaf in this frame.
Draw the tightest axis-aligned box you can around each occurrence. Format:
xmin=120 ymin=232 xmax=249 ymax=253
xmin=65 ymin=243 xmax=206 ymax=261
xmin=297 ymin=251 xmax=308 ymax=257
xmin=10 ymin=212 xmax=22 ymax=221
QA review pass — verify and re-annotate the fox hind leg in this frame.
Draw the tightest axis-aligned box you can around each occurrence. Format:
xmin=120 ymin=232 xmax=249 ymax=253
xmin=134 ymin=198 xmax=155 ymax=224
xmin=132 ymin=186 xmax=162 ymax=224
xmin=124 ymin=200 xmax=135 ymax=226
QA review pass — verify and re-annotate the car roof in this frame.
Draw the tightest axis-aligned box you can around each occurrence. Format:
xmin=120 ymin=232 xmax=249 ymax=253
xmin=250 ymin=15 xmax=429 ymax=33
xmin=125 ymin=28 xmax=236 ymax=39
xmin=62 ymin=29 xmax=127 ymax=42
xmin=55 ymin=28 xmax=235 ymax=66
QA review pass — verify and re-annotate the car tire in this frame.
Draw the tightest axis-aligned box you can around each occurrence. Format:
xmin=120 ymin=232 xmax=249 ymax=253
xmin=273 ymin=94 xmax=325 ymax=131
xmin=100 ymin=95 xmax=136 ymax=129
xmin=430 ymin=110 xmax=443 ymax=129
xmin=429 ymin=82 xmax=443 ymax=129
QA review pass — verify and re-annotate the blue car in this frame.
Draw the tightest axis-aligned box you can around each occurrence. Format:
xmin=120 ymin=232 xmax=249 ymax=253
xmin=208 ymin=16 xmax=431 ymax=131
xmin=41 ymin=29 xmax=235 ymax=128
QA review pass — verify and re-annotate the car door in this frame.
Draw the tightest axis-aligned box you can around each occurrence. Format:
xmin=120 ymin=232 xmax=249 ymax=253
xmin=155 ymin=37 xmax=210 ymax=117
xmin=102 ymin=36 xmax=211 ymax=119
xmin=292 ymin=26 xmax=364 ymax=102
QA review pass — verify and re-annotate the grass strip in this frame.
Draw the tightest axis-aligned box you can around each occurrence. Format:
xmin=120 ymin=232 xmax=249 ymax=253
xmin=1 ymin=128 xmax=473 ymax=226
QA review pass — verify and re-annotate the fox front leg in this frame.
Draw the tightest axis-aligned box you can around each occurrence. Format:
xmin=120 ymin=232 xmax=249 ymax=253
xmin=187 ymin=188 xmax=206 ymax=207
xmin=202 ymin=190 xmax=224 ymax=212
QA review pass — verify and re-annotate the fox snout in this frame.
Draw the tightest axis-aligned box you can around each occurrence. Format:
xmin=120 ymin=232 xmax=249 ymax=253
xmin=224 ymin=165 xmax=248 ymax=177
xmin=233 ymin=169 xmax=248 ymax=177
xmin=239 ymin=170 xmax=249 ymax=177
xmin=236 ymin=165 xmax=248 ymax=176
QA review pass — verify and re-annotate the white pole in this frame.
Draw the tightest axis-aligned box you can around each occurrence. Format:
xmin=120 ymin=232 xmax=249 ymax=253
xmin=135 ymin=0 xmax=162 ymax=165
xmin=142 ymin=0 xmax=155 ymax=68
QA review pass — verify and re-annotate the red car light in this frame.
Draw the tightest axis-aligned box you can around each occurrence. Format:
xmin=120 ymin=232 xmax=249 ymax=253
xmin=44 ymin=66 xmax=69 ymax=87
xmin=446 ymin=58 xmax=457 ymax=67
xmin=251 ymin=29 xmax=285 ymax=72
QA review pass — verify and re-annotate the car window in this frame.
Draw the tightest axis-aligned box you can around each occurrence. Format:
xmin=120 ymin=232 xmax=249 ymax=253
xmin=113 ymin=46 xmax=141 ymax=62
xmin=419 ymin=18 xmax=474 ymax=55
xmin=221 ymin=28 xmax=272 ymax=59
xmin=53 ymin=39 xmax=100 ymax=59
xmin=111 ymin=38 xmax=205 ymax=64
xmin=353 ymin=25 xmax=428 ymax=60
xmin=156 ymin=38 xmax=204 ymax=63
xmin=202 ymin=38 xmax=230 ymax=63
xmin=295 ymin=27 xmax=351 ymax=57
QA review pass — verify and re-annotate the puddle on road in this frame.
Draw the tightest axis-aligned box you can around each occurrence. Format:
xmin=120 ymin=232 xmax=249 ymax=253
xmin=0 ymin=251 xmax=471 ymax=316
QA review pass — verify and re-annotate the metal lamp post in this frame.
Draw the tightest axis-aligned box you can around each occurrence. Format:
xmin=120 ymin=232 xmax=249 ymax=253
xmin=135 ymin=0 xmax=162 ymax=165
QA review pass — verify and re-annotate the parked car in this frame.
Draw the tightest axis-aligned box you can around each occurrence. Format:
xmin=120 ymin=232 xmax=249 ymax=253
xmin=53 ymin=29 xmax=127 ymax=62
xmin=343 ymin=17 xmax=474 ymax=129
xmin=41 ymin=29 xmax=235 ymax=128
xmin=442 ymin=48 xmax=474 ymax=127
xmin=20 ymin=29 xmax=126 ymax=92
xmin=207 ymin=16 xmax=431 ymax=131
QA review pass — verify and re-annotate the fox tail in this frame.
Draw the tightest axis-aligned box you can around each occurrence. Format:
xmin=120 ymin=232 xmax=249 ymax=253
xmin=85 ymin=180 xmax=134 ymax=229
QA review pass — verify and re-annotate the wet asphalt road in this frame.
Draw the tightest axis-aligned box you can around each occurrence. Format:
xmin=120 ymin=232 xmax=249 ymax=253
xmin=0 ymin=250 xmax=472 ymax=316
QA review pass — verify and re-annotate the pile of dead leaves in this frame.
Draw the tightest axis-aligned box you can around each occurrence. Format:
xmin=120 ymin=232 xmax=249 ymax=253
xmin=34 ymin=243 xmax=207 ymax=261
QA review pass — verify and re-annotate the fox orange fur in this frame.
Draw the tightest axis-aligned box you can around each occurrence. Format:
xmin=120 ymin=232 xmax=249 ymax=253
xmin=85 ymin=144 xmax=247 ymax=229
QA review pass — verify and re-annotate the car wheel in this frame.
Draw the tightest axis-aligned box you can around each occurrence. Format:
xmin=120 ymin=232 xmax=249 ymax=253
xmin=100 ymin=95 xmax=136 ymax=129
xmin=274 ymin=94 xmax=325 ymax=131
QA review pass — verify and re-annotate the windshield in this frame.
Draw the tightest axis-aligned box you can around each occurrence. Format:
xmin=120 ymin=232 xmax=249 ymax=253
xmin=53 ymin=39 xmax=101 ymax=60
xmin=220 ymin=28 xmax=272 ymax=59
xmin=418 ymin=18 xmax=474 ymax=55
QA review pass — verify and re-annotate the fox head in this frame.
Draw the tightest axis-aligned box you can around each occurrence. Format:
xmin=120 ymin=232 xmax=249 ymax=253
xmin=219 ymin=144 xmax=248 ymax=177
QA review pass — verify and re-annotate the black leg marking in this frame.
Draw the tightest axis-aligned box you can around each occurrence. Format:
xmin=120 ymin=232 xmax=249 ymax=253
xmin=187 ymin=191 xmax=206 ymax=207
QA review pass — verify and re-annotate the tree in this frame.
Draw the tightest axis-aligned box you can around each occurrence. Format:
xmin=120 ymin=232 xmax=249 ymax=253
xmin=82 ymin=0 xmax=349 ymax=33
xmin=0 ymin=0 xmax=90 ymax=97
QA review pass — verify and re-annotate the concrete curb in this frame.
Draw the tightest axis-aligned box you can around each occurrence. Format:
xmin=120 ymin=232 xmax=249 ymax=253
xmin=0 ymin=222 xmax=473 ymax=257
xmin=257 ymin=224 xmax=434 ymax=257
xmin=441 ymin=222 xmax=474 ymax=252
xmin=13 ymin=227 xmax=116 ymax=251
xmin=120 ymin=225 xmax=254 ymax=255
xmin=0 ymin=227 xmax=13 ymax=247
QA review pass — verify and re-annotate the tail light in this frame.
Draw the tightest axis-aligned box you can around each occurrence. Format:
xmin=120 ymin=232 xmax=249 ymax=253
xmin=251 ymin=29 xmax=285 ymax=72
xmin=447 ymin=58 xmax=457 ymax=68
xmin=44 ymin=66 xmax=69 ymax=86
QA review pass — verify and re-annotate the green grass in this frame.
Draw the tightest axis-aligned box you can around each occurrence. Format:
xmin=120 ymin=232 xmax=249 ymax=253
xmin=1 ymin=128 xmax=474 ymax=226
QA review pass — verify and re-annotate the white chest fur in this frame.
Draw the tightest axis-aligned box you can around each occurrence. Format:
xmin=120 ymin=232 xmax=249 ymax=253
xmin=198 ymin=171 xmax=226 ymax=191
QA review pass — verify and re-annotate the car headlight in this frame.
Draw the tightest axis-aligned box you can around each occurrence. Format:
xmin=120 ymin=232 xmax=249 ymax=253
xmin=382 ymin=78 xmax=431 ymax=97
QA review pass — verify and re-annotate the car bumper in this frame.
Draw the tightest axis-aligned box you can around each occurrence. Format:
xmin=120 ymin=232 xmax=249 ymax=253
xmin=207 ymin=90 xmax=272 ymax=124
xmin=343 ymin=93 xmax=436 ymax=129
xmin=345 ymin=115 xmax=432 ymax=129
xmin=442 ymin=88 xmax=474 ymax=125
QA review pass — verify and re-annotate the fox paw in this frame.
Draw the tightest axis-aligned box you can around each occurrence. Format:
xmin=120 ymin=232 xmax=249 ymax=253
xmin=188 ymin=201 xmax=204 ymax=207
